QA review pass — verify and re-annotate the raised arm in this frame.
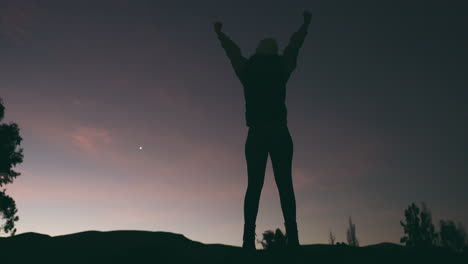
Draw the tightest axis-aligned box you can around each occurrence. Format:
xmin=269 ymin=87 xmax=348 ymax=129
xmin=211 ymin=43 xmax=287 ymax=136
xmin=214 ymin=22 xmax=247 ymax=78
xmin=282 ymin=10 xmax=312 ymax=75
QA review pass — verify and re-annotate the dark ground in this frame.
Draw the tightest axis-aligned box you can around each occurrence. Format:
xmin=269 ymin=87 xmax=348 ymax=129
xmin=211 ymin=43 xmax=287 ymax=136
xmin=0 ymin=230 xmax=466 ymax=264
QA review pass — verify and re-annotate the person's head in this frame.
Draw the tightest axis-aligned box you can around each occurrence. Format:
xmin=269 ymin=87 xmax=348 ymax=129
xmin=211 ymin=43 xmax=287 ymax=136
xmin=255 ymin=38 xmax=278 ymax=55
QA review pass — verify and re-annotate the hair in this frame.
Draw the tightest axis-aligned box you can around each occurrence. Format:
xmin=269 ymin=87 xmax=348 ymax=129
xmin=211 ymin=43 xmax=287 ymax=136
xmin=255 ymin=38 xmax=278 ymax=55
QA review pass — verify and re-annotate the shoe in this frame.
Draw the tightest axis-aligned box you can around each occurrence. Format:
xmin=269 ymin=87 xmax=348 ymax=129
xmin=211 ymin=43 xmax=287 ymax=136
xmin=242 ymin=224 xmax=256 ymax=250
xmin=285 ymin=221 xmax=300 ymax=248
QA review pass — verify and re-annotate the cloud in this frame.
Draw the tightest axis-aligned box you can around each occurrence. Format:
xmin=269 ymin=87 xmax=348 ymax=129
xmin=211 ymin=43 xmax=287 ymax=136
xmin=70 ymin=126 xmax=112 ymax=155
xmin=72 ymin=98 xmax=81 ymax=105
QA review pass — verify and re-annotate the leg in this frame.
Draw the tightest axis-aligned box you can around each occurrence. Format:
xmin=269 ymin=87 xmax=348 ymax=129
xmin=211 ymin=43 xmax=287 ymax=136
xmin=270 ymin=126 xmax=296 ymax=224
xmin=244 ymin=128 xmax=268 ymax=226
xmin=243 ymin=128 xmax=268 ymax=249
xmin=269 ymin=126 xmax=299 ymax=246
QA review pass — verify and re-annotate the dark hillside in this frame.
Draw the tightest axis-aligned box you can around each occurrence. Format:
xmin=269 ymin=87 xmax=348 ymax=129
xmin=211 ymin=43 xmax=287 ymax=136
xmin=0 ymin=231 xmax=466 ymax=264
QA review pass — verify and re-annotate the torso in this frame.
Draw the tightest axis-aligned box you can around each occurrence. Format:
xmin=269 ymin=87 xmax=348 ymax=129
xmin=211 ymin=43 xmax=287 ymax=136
xmin=240 ymin=54 xmax=289 ymax=128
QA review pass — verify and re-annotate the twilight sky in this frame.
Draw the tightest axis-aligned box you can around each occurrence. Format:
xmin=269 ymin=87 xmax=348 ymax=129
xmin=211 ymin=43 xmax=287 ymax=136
xmin=1 ymin=0 xmax=467 ymax=246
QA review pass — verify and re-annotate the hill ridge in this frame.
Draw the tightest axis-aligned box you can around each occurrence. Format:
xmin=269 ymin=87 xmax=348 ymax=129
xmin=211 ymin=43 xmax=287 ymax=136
xmin=0 ymin=230 xmax=465 ymax=264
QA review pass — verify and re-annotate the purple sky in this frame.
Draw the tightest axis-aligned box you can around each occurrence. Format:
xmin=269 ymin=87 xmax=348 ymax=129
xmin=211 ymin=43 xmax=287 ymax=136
xmin=1 ymin=0 xmax=467 ymax=246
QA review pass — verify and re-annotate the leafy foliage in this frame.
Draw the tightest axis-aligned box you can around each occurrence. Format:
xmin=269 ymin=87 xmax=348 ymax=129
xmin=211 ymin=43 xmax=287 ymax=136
xmin=329 ymin=229 xmax=336 ymax=245
xmin=400 ymin=202 xmax=437 ymax=247
xmin=346 ymin=216 xmax=359 ymax=247
xmin=0 ymin=122 xmax=23 ymax=184
xmin=439 ymin=220 xmax=467 ymax=252
xmin=0 ymin=99 xmax=4 ymax=121
xmin=0 ymin=98 xmax=23 ymax=235
xmin=0 ymin=190 xmax=18 ymax=235
xmin=258 ymin=228 xmax=287 ymax=250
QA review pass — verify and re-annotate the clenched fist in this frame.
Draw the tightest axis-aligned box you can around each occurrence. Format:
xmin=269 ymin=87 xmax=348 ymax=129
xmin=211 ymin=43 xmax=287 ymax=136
xmin=303 ymin=10 xmax=312 ymax=24
xmin=214 ymin=22 xmax=223 ymax=34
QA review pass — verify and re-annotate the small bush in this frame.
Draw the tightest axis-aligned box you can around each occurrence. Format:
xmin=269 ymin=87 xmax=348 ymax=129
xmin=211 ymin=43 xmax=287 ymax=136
xmin=258 ymin=228 xmax=287 ymax=250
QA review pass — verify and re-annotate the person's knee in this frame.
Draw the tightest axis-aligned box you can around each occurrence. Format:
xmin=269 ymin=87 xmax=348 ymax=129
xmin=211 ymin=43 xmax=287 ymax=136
xmin=278 ymin=184 xmax=294 ymax=198
xmin=275 ymin=175 xmax=293 ymax=187
xmin=246 ymin=182 xmax=263 ymax=195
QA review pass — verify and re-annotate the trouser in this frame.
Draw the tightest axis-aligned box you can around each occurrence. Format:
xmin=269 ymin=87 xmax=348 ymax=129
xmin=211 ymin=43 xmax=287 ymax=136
xmin=243 ymin=124 xmax=296 ymax=227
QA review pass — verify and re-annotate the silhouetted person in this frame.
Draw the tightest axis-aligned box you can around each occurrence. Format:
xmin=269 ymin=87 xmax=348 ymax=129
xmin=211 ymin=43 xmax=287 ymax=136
xmin=214 ymin=10 xmax=312 ymax=250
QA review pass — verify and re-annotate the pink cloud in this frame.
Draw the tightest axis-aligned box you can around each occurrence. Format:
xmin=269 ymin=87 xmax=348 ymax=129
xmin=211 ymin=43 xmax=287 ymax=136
xmin=70 ymin=126 xmax=112 ymax=155
xmin=72 ymin=98 xmax=81 ymax=105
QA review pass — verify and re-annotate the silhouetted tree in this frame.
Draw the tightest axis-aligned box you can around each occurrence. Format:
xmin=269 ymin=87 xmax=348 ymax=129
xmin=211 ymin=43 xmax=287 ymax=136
xmin=420 ymin=203 xmax=437 ymax=246
xmin=400 ymin=202 xmax=437 ymax=248
xmin=328 ymin=229 xmax=336 ymax=245
xmin=258 ymin=228 xmax=287 ymax=250
xmin=400 ymin=203 xmax=419 ymax=246
xmin=0 ymin=98 xmax=23 ymax=235
xmin=0 ymin=99 xmax=3 ymax=121
xmin=346 ymin=216 xmax=359 ymax=247
xmin=439 ymin=220 xmax=467 ymax=252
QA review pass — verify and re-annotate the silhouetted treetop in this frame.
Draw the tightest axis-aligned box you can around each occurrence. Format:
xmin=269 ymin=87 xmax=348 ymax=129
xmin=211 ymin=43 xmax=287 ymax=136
xmin=0 ymin=98 xmax=23 ymax=235
xmin=0 ymin=98 xmax=4 ymax=121
xmin=347 ymin=216 xmax=359 ymax=247
xmin=400 ymin=202 xmax=437 ymax=248
xmin=439 ymin=219 xmax=468 ymax=253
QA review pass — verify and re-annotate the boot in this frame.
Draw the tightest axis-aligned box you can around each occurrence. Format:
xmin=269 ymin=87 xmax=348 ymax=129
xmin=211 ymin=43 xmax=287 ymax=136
xmin=285 ymin=221 xmax=300 ymax=248
xmin=242 ymin=224 xmax=256 ymax=250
